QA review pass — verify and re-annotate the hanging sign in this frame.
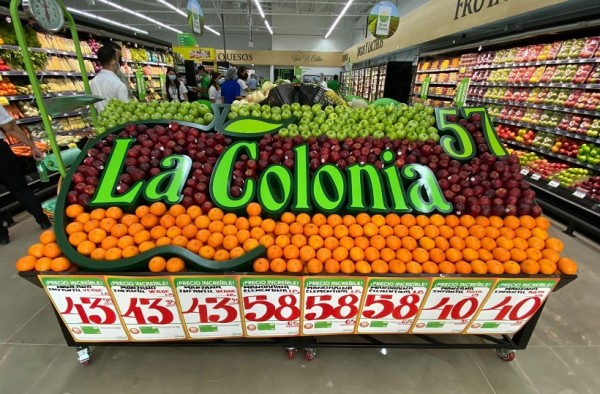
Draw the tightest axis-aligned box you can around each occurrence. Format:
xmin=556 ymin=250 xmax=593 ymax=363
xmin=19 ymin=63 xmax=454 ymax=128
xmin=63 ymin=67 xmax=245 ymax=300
xmin=177 ymin=33 xmax=198 ymax=47
xmin=357 ymin=278 xmax=431 ymax=334
xmin=239 ymin=277 xmax=302 ymax=337
xmin=368 ymin=1 xmax=400 ymax=39
xmin=40 ymin=276 xmax=128 ymax=342
xmin=454 ymin=78 xmax=470 ymax=107
xmin=465 ymin=279 xmax=558 ymax=334
xmin=135 ymin=71 xmax=146 ymax=101
xmin=420 ymin=76 xmax=431 ymax=101
xmin=173 ymin=276 xmax=244 ymax=339
xmin=159 ymin=74 xmax=167 ymax=96
xmin=411 ymin=278 xmax=495 ymax=334
xmin=173 ymin=46 xmax=215 ymax=61
xmin=187 ymin=0 xmax=204 ymax=36
xmin=301 ymin=277 xmax=365 ymax=335
xmin=107 ymin=277 xmax=186 ymax=341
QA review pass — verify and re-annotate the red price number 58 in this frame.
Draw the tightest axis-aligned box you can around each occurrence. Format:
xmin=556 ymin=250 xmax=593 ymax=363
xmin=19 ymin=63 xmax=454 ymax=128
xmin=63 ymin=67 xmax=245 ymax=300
xmin=424 ymin=296 xmax=479 ymax=320
xmin=361 ymin=294 xmax=421 ymax=320
xmin=183 ymin=297 xmax=238 ymax=323
xmin=243 ymin=295 xmax=300 ymax=322
xmin=122 ymin=297 xmax=174 ymax=324
xmin=61 ymin=296 xmax=117 ymax=324
xmin=483 ymin=296 xmax=542 ymax=321
xmin=304 ymin=294 xmax=360 ymax=320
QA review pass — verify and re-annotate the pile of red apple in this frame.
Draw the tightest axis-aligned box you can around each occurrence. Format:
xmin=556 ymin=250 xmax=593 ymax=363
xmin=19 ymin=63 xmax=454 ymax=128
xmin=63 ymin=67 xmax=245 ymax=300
xmin=577 ymin=175 xmax=600 ymax=201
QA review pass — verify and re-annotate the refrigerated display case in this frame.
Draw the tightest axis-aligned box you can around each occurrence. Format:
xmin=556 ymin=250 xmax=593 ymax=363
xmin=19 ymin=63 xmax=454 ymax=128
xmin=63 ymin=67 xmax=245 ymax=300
xmin=341 ymin=62 xmax=412 ymax=102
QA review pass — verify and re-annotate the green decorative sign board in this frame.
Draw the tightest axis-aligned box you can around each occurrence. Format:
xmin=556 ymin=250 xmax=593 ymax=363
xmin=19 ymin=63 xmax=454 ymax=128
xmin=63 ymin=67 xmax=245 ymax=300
xmin=454 ymin=78 xmax=470 ymax=107
xmin=136 ymin=71 xmax=146 ymax=101
xmin=177 ymin=33 xmax=198 ymax=47
xmin=420 ymin=76 xmax=431 ymax=101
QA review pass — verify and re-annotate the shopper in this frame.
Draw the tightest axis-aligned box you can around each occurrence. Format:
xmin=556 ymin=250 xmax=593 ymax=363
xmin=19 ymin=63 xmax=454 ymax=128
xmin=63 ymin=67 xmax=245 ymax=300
xmin=91 ymin=46 xmax=129 ymax=112
xmin=165 ymin=67 xmax=188 ymax=102
xmin=0 ymin=106 xmax=51 ymax=245
xmin=237 ymin=66 xmax=250 ymax=97
xmin=319 ymin=73 xmax=328 ymax=89
xmin=328 ymin=74 xmax=340 ymax=93
xmin=248 ymin=74 xmax=258 ymax=91
xmin=208 ymin=72 xmax=223 ymax=104
xmin=196 ymin=66 xmax=211 ymax=99
xmin=221 ymin=67 xmax=241 ymax=104
xmin=105 ymin=41 xmax=132 ymax=98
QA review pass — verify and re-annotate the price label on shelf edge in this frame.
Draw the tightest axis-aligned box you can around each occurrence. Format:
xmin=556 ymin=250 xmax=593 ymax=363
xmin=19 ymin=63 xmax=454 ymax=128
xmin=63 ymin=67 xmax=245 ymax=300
xmin=465 ymin=279 xmax=558 ymax=334
xmin=410 ymin=278 xmax=495 ymax=334
xmin=40 ymin=276 xmax=128 ymax=342
xmin=548 ymin=179 xmax=561 ymax=188
xmin=106 ymin=277 xmax=186 ymax=341
xmin=573 ymin=188 xmax=588 ymax=199
xmin=520 ymin=168 xmax=530 ymax=176
xmin=302 ymin=277 xmax=365 ymax=335
xmin=173 ymin=276 xmax=243 ymax=339
xmin=357 ymin=278 xmax=431 ymax=334
xmin=239 ymin=277 xmax=302 ymax=337
xmin=530 ymin=173 xmax=542 ymax=180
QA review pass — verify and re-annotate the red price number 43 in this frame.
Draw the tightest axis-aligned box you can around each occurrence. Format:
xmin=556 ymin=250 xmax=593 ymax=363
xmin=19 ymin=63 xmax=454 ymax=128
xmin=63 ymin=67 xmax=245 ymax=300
xmin=305 ymin=294 xmax=360 ymax=320
xmin=243 ymin=295 xmax=300 ymax=322
xmin=361 ymin=294 xmax=421 ymax=320
xmin=61 ymin=296 xmax=117 ymax=325
xmin=122 ymin=298 xmax=174 ymax=325
xmin=182 ymin=297 xmax=238 ymax=324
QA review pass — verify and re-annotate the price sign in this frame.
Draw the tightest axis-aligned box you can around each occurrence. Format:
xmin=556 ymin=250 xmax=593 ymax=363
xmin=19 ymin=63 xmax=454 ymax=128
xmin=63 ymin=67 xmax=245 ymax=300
xmin=466 ymin=279 xmax=557 ymax=334
xmin=357 ymin=278 xmax=431 ymax=334
xmin=173 ymin=277 xmax=243 ymax=339
xmin=106 ymin=277 xmax=186 ymax=341
xmin=520 ymin=168 xmax=530 ymax=176
xmin=531 ymin=173 xmax=542 ymax=180
xmin=548 ymin=179 xmax=560 ymax=188
xmin=40 ymin=276 xmax=128 ymax=342
xmin=302 ymin=277 xmax=365 ymax=335
xmin=573 ymin=188 xmax=588 ymax=199
xmin=411 ymin=278 xmax=495 ymax=334
xmin=239 ymin=277 xmax=302 ymax=337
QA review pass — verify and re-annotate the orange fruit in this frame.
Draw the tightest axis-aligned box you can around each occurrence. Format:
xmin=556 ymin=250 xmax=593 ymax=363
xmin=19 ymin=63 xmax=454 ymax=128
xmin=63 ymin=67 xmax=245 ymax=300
xmin=406 ymin=261 xmax=423 ymax=274
xmin=402 ymin=237 xmax=417 ymax=251
xmin=167 ymin=204 xmax=185 ymax=217
xmin=449 ymin=236 xmax=466 ymax=250
xmin=174 ymin=214 xmax=191 ymax=229
xmin=148 ymin=202 xmax=166 ymax=216
xmin=504 ymin=261 xmax=521 ymax=275
xmin=148 ymin=256 xmax=167 ymax=272
xmin=370 ymin=235 xmax=386 ymax=250
xmin=101 ymin=235 xmax=118 ymax=250
xmin=332 ymin=246 xmax=348 ymax=262
xmin=521 ymin=259 xmax=540 ymax=274
xmin=514 ymin=227 xmax=532 ymax=240
xmin=422 ymin=261 xmax=439 ymax=274
xmin=83 ymin=219 xmax=100 ymax=233
xmin=503 ymin=216 xmax=521 ymax=230
xmin=444 ymin=214 xmax=460 ymax=228
xmin=307 ymin=259 xmax=324 ymax=274
xmin=117 ymin=235 xmax=135 ymax=250
xmin=160 ymin=214 xmax=176 ymax=229
xmin=122 ymin=245 xmax=140 ymax=258
xmin=274 ymin=222 xmax=290 ymax=236
xmin=385 ymin=235 xmax=401 ymax=250
xmin=349 ymin=246 xmax=365 ymax=262
xmin=213 ymin=250 xmax=230 ymax=261
xmin=471 ymin=259 xmax=488 ymax=274
xmin=439 ymin=261 xmax=456 ymax=274
xmin=455 ymin=261 xmax=472 ymax=274
xmin=519 ymin=215 xmax=536 ymax=229
xmin=150 ymin=226 xmax=167 ymax=240
xmin=308 ymin=235 xmax=324 ymax=249
xmin=557 ymin=258 xmax=577 ymax=275
xmin=235 ymin=217 xmax=249 ymax=230
xmin=541 ymin=249 xmax=560 ymax=263
xmin=389 ymin=260 xmax=406 ymax=274
xmin=316 ymin=247 xmax=332 ymax=263
xmin=291 ymin=234 xmax=307 ymax=248
xmin=249 ymin=216 xmax=263 ymax=228
xmin=445 ymin=248 xmax=462 ymax=263
xmin=408 ymin=226 xmax=424 ymax=240
xmin=261 ymin=218 xmax=276 ymax=234
xmin=487 ymin=259 xmax=505 ymax=274
xmin=356 ymin=213 xmax=371 ymax=226
xmin=88 ymin=228 xmax=107 ymax=244
xmin=489 ymin=216 xmax=504 ymax=228
xmin=127 ymin=223 xmax=145 ymax=237
xmin=287 ymin=259 xmax=303 ymax=273
xmin=485 ymin=226 xmax=500 ymax=239
xmin=43 ymin=243 xmax=62 ymax=258
xmin=340 ymin=259 xmax=356 ymax=274
xmin=66 ymin=222 xmax=84 ymax=235
xmin=299 ymin=245 xmax=316 ymax=262
xmin=65 ymin=204 xmax=84 ymax=219
xmin=371 ymin=214 xmax=385 ymax=227
xmin=419 ymin=237 xmax=435 ymax=251
xmin=496 ymin=236 xmax=514 ymax=250
xmin=39 ymin=230 xmax=56 ymax=245
xmin=133 ymin=230 xmax=151 ymax=245
xmin=259 ymin=235 xmax=275 ymax=248
xmin=513 ymin=237 xmax=529 ymax=250
xmin=393 ymin=224 xmax=409 ymax=237
xmin=135 ymin=205 xmax=150 ymax=218
xmin=465 ymin=236 xmax=481 ymax=250
xmin=35 ymin=256 xmax=53 ymax=271
xmin=400 ymin=214 xmax=416 ymax=227
xmin=208 ymin=233 xmax=224 ymax=248
xmin=380 ymin=248 xmax=395 ymax=262
xmin=355 ymin=260 xmax=372 ymax=274
xmin=475 ymin=216 xmax=490 ymax=227
xmin=342 ymin=215 xmax=357 ymax=227
xmin=438 ymin=225 xmax=454 ymax=239
xmin=492 ymin=247 xmax=511 ymax=262
xmin=334 ymin=225 xmax=349 ymax=239
xmin=415 ymin=215 xmax=430 ymax=227
xmin=28 ymin=243 xmax=45 ymax=258
xmin=364 ymin=247 xmax=379 ymax=262
xmin=312 ymin=213 xmax=327 ymax=227
xmin=166 ymin=257 xmax=185 ymax=272
xmin=16 ymin=255 xmax=37 ymax=271
xmin=243 ymin=238 xmax=260 ymax=252
xmin=396 ymin=248 xmax=413 ymax=263
xmin=478 ymin=249 xmax=493 ymax=262
xmin=527 ymin=237 xmax=545 ymax=250
xmin=525 ymin=248 xmax=543 ymax=261
xmin=267 ymin=245 xmax=283 ymax=260
xmin=424 ymin=225 xmax=440 ymax=238
xmin=453 ymin=226 xmax=469 ymax=239
xmin=207 ymin=207 xmax=224 ymax=221
xmin=429 ymin=214 xmax=445 ymax=227
xmin=221 ymin=213 xmax=237 ymax=225
xmin=545 ymin=238 xmax=564 ymax=253
xmin=110 ymin=223 xmax=128 ymax=238
xmin=535 ymin=216 xmax=551 ymax=230
xmin=251 ymin=227 xmax=266 ymax=240
xmin=275 ymin=235 xmax=290 ymax=248
xmin=167 ymin=226 xmax=183 ymax=239
xmin=318 ymin=224 xmax=334 ymax=238
xmin=105 ymin=206 xmax=123 ymax=220
xmin=280 ymin=212 xmax=296 ymax=224
xmin=199 ymin=245 xmax=216 ymax=259
xmin=434 ymin=236 xmax=450 ymax=251
xmin=237 ymin=230 xmax=252 ymax=244
xmin=182 ymin=224 xmax=199 ymax=239
xmin=459 ymin=215 xmax=475 ymax=228
xmin=354 ymin=236 xmax=369 ymax=250
xmin=283 ymin=244 xmax=300 ymax=259
xmin=246 ymin=202 xmax=262 ymax=217
xmin=253 ymin=258 xmax=270 ymax=272
xmin=104 ymin=248 xmax=122 ymax=261
xmin=531 ymin=228 xmax=548 ymax=241
xmin=348 ymin=224 xmax=363 ymax=238
xmin=429 ymin=248 xmax=446 ymax=263
xmin=296 ymin=213 xmax=311 ymax=225
xmin=386 ymin=213 xmax=401 ymax=227
xmin=462 ymin=248 xmax=479 ymax=262
xmin=323 ymin=259 xmax=340 ymax=274
xmin=371 ymin=260 xmax=389 ymax=274
xmin=363 ymin=223 xmax=378 ymax=237
xmin=50 ymin=257 xmax=71 ymax=272
xmin=538 ymin=259 xmax=557 ymax=275
xmin=156 ymin=237 xmax=172 ymax=246
xmin=223 ymin=235 xmax=239 ymax=250
xmin=412 ymin=248 xmax=429 ymax=263
xmin=510 ymin=248 xmax=527 ymax=262
xmin=468 ymin=225 xmax=486 ymax=239
xmin=187 ymin=240 xmax=203 ymax=254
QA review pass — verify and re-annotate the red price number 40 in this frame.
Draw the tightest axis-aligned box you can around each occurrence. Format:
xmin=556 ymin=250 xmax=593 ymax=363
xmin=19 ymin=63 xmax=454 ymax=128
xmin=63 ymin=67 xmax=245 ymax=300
xmin=122 ymin=298 xmax=174 ymax=325
xmin=305 ymin=294 xmax=360 ymax=320
xmin=362 ymin=294 xmax=421 ymax=320
xmin=61 ymin=296 xmax=117 ymax=325
xmin=424 ymin=296 xmax=479 ymax=320
xmin=243 ymin=295 xmax=300 ymax=322
xmin=483 ymin=296 xmax=542 ymax=321
xmin=183 ymin=297 xmax=237 ymax=324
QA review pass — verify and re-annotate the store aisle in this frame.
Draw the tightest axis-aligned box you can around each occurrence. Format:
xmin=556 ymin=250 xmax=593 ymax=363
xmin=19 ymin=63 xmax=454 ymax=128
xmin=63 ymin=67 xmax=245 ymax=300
xmin=0 ymin=214 xmax=598 ymax=394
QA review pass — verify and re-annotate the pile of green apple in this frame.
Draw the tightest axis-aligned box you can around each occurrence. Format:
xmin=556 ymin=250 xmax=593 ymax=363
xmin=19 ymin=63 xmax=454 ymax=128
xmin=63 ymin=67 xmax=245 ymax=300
xmin=577 ymin=143 xmax=600 ymax=166
xmin=276 ymin=102 xmax=439 ymax=141
xmin=227 ymin=102 xmax=293 ymax=122
xmin=96 ymin=99 xmax=214 ymax=133
xmin=548 ymin=168 xmax=590 ymax=187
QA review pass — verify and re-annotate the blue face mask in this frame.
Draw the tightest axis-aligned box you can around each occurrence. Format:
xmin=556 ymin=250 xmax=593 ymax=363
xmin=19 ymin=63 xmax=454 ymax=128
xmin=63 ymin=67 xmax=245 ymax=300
xmin=168 ymin=75 xmax=177 ymax=81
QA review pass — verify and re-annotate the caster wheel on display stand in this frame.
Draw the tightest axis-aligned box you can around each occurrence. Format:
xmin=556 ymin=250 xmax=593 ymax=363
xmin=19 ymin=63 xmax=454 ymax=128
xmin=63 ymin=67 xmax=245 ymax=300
xmin=286 ymin=348 xmax=297 ymax=360
xmin=304 ymin=348 xmax=316 ymax=361
xmin=496 ymin=348 xmax=516 ymax=362
xmin=76 ymin=346 xmax=91 ymax=365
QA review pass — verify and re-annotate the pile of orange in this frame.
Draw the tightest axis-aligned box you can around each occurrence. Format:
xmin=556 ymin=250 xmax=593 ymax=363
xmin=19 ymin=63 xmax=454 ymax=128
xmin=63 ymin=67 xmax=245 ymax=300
xmin=16 ymin=229 xmax=73 ymax=272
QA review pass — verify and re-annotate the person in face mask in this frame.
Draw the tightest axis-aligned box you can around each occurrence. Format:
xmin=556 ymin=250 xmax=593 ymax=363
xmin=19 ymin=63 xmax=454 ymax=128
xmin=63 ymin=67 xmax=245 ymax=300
xmin=237 ymin=66 xmax=250 ymax=97
xmin=90 ymin=46 xmax=130 ymax=112
xmin=164 ymin=67 xmax=188 ymax=102
xmin=105 ymin=41 xmax=133 ymax=98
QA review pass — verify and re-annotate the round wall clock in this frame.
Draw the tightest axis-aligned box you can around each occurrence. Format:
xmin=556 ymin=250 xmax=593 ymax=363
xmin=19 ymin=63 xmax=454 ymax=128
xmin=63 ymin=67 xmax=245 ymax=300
xmin=24 ymin=0 xmax=65 ymax=33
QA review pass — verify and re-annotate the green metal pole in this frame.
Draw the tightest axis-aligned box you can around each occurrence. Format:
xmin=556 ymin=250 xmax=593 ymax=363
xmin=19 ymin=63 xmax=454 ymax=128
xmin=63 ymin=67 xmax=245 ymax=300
xmin=10 ymin=0 xmax=66 ymax=177
xmin=58 ymin=0 xmax=98 ymax=127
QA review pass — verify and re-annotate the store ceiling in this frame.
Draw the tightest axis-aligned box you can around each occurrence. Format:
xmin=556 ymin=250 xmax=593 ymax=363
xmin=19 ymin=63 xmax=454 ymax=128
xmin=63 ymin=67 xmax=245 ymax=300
xmin=61 ymin=0 xmax=382 ymax=39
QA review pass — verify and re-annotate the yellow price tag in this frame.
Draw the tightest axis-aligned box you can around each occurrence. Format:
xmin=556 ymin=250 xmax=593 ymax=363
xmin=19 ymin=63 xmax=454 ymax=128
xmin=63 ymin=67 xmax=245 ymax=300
xmin=459 ymin=67 xmax=467 ymax=73
xmin=0 ymin=97 xmax=9 ymax=106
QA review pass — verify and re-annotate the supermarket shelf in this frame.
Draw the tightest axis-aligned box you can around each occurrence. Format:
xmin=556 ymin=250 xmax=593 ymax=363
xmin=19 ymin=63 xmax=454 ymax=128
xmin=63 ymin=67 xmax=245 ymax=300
xmin=126 ymin=60 xmax=171 ymax=67
xmin=416 ymin=68 xmax=460 ymax=74
xmin=473 ymin=57 xmax=600 ymax=70
xmin=469 ymin=98 xmax=600 ymax=117
xmin=470 ymin=81 xmax=600 ymax=90
xmin=522 ymin=169 xmax=600 ymax=208
xmin=0 ymin=71 xmax=96 ymax=77
xmin=502 ymin=138 xmax=600 ymax=172
xmin=0 ymin=45 xmax=97 ymax=59
xmin=427 ymin=94 xmax=455 ymax=100
xmin=2 ymin=92 xmax=86 ymax=101
xmin=414 ymin=81 xmax=457 ymax=86
xmin=15 ymin=109 xmax=90 ymax=125
xmin=491 ymin=118 xmax=600 ymax=144
xmin=128 ymin=74 xmax=162 ymax=79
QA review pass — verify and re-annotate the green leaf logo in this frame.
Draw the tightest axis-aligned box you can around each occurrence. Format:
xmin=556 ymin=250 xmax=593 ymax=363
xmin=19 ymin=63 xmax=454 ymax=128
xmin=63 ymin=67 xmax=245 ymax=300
xmin=224 ymin=119 xmax=283 ymax=134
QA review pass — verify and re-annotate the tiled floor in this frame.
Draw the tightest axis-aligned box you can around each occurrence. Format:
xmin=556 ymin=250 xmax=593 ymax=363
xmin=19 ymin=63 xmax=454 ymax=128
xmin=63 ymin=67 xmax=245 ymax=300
xmin=0 ymin=214 xmax=598 ymax=394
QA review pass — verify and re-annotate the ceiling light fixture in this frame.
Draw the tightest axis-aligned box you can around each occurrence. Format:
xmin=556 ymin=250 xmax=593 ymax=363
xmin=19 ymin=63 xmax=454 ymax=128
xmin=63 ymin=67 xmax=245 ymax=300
xmin=96 ymin=0 xmax=183 ymax=33
xmin=155 ymin=0 xmax=221 ymax=36
xmin=67 ymin=7 xmax=148 ymax=34
xmin=264 ymin=20 xmax=273 ymax=35
xmin=325 ymin=0 xmax=354 ymax=38
xmin=253 ymin=0 xmax=265 ymax=18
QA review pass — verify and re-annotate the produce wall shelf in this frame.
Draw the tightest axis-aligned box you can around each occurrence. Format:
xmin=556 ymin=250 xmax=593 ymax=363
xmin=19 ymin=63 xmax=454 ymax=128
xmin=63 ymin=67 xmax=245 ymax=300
xmin=503 ymin=139 xmax=600 ymax=172
xmin=0 ymin=44 xmax=98 ymax=59
xmin=491 ymin=117 xmax=600 ymax=144
xmin=469 ymin=98 xmax=600 ymax=118
xmin=470 ymin=82 xmax=600 ymax=90
xmin=15 ymin=109 xmax=90 ymax=125
xmin=416 ymin=68 xmax=460 ymax=73
xmin=2 ymin=92 xmax=86 ymax=101
xmin=473 ymin=58 xmax=600 ymax=70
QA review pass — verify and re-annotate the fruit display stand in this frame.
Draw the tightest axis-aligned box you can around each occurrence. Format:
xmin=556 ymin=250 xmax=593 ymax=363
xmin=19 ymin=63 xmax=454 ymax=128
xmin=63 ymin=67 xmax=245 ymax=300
xmin=14 ymin=100 xmax=579 ymax=365
xmin=412 ymin=32 xmax=600 ymax=239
